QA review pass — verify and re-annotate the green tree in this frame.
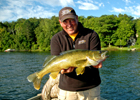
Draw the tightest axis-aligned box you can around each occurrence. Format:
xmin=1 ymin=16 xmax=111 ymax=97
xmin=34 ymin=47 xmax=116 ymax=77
xmin=88 ymin=15 xmax=118 ymax=47
xmin=78 ymin=16 xmax=85 ymax=24
xmin=14 ymin=19 xmax=35 ymax=50
xmin=83 ymin=17 xmax=95 ymax=30
xmin=114 ymin=19 xmax=134 ymax=47
xmin=0 ymin=13 xmax=138 ymax=51
xmin=0 ymin=27 xmax=14 ymax=50
xmin=35 ymin=16 xmax=61 ymax=51
xmin=135 ymin=19 xmax=140 ymax=45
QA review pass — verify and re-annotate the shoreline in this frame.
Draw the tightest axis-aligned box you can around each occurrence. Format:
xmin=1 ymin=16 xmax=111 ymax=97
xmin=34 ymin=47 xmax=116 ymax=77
xmin=101 ymin=47 xmax=140 ymax=51
xmin=1 ymin=47 xmax=140 ymax=52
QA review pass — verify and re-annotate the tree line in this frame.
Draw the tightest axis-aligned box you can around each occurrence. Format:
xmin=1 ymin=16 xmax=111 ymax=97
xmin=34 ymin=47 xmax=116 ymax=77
xmin=0 ymin=14 xmax=140 ymax=51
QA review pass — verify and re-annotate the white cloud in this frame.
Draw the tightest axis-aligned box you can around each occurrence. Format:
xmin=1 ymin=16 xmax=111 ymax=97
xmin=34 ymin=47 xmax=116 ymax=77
xmin=123 ymin=0 xmax=132 ymax=4
xmin=111 ymin=7 xmax=125 ymax=13
xmin=36 ymin=0 xmax=75 ymax=7
xmin=110 ymin=5 xmax=140 ymax=16
xmin=37 ymin=0 xmax=60 ymax=6
xmin=99 ymin=3 xmax=104 ymax=7
xmin=77 ymin=1 xmax=99 ymax=10
xmin=0 ymin=9 xmax=13 ymax=21
xmin=132 ymin=5 xmax=140 ymax=15
xmin=0 ymin=0 xmax=75 ymax=22
xmin=94 ymin=1 xmax=104 ymax=7
xmin=19 ymin=6 xmax=57 ymax=19
xmin=59 ymin=0 xmax=75 ymax=7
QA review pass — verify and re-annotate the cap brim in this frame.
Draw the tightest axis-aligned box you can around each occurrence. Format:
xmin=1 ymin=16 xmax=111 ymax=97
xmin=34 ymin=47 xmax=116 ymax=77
xmin=60 ymin=14 xmax=76 ymax=22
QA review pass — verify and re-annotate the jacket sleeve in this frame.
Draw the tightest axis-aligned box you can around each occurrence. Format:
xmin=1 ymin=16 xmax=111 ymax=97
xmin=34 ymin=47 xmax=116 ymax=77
xmin=90 ymin=31 xmax=101 ymax=50
xmin=50 ymin=35 xmax=61 ymax=55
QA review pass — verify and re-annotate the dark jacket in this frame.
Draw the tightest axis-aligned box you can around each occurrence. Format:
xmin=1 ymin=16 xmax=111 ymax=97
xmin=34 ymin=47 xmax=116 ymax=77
xmin=51 ymin=22 xmax=101 ymax=91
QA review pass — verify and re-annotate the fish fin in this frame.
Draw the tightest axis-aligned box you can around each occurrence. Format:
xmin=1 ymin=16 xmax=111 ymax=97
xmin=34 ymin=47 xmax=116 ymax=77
xmin=80 ymin=68 xmax=85 ymax=75
xmin=27 ymin=72 xmax=37 ymax=82
xmin=43 ymin=55 xmax=57 ymax=67
xmin=75 ymin=59 xmax=87 ymax=75
xmin=33 ymin=78 xmax=42 ymax=90
xmin=76 ymin=67 xmax=85 ymax=75
xmin=27 ymin=72 xmax=42 ymax=90
xmin=49 ymin=72 xmax=59 ymax=79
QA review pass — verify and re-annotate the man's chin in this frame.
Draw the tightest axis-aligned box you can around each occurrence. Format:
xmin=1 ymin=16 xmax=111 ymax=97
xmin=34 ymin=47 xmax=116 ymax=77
xmin=67 ymin=31 xmax=75 ymax=35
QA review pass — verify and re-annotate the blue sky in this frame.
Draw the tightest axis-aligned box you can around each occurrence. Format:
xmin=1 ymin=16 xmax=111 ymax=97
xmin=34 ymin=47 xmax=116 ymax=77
xmin=0 ymin=0 xmax=140 ymax=22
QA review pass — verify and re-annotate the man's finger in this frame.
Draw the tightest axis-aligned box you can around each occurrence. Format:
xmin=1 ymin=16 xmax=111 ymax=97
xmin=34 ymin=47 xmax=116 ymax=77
xmin=98 ymin=63 xmax=102 ymax=68
xmin=61 ymin=69 xmax=65 ymax=74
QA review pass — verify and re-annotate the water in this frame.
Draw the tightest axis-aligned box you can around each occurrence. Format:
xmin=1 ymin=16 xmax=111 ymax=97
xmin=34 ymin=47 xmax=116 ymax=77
xmin=100 ymin=51 xmax=140 ymax=100
xmin=0 ymin=51 xmax=140 ymax=100
xmin=0 ymin=51 xmax=50 ymax=100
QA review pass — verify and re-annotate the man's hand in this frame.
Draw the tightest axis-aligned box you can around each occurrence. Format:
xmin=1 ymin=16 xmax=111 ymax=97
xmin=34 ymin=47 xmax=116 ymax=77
xmin=93 ymin=62 xmax=102 ymax=68
xmin=61 ymin=67 xmax=75 ymax=74
xmin=93 ymin=58 xmax=107 ymax=68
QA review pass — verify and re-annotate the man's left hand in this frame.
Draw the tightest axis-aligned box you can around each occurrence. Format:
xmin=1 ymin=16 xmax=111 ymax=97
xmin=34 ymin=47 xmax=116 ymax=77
xmin=93 ymin=62 xmax=102 ymax=68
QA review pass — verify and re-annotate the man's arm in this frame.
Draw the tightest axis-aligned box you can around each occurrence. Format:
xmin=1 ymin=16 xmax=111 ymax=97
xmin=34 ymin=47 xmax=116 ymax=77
xmin=51 ymin=35 xmax=61 ymax=55
xmin=90 ymin=31 xmax=101 ymax=50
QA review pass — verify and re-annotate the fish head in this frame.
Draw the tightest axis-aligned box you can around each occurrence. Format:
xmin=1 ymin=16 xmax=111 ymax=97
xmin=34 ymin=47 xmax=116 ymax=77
xmin=94 ymin=50 xmax=108 ymax=61
xmin=100 ymin=50 xmax=108 ymax=59
xmin=88 ymin=50 xmax=108 ymax=66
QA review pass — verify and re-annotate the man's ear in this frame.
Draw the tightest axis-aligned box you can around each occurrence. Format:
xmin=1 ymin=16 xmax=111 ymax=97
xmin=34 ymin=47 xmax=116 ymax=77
xmin=59 ymin=20 xmax=62 ymax=26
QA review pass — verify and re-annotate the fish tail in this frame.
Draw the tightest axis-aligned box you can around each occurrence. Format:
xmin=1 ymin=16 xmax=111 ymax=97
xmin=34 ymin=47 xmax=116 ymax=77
xmin=27 ymin=72 xmax=42 ymax=90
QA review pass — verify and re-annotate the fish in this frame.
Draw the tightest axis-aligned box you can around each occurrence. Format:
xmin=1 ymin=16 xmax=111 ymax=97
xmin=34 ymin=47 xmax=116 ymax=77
xmin=27 ymin=49 xmax=108 ymax=90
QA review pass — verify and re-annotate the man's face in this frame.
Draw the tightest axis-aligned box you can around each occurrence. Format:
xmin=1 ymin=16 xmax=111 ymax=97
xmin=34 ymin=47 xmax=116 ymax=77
xmin=59 ymin=16 xmax=78 ymax=35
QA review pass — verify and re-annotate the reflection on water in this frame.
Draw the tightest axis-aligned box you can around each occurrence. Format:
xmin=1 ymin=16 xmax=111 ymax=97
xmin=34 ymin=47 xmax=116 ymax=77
xmin=0 ymin=51 xmax=140 ymax=100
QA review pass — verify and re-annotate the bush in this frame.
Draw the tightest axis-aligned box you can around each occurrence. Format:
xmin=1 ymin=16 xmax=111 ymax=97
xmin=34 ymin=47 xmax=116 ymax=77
xmin=45 ymin=45 xmax=50 ymax=51
xmin=31 ymin=44 xmax=38 ymax=50
xmin=101 ymin=42 xmax=106 ymax=47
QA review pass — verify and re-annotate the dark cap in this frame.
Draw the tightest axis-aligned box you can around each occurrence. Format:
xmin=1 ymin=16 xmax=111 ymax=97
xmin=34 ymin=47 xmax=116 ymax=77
xmin=59 ymin=7 xmax=77 ymax=22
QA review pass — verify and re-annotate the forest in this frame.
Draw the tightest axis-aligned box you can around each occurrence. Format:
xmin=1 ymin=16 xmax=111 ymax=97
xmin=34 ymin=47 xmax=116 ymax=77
xmin=0 ymin=14 xmax=140 ymax=51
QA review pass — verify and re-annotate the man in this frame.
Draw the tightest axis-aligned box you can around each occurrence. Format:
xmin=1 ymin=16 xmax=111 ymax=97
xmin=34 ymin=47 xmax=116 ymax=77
xmin=51 ymin=7 xmax=103 ymax=100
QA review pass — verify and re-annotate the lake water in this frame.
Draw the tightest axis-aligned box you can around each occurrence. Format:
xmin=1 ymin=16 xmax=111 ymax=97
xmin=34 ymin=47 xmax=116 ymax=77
xmin=0 ymin=51 xmax=140 ymax=100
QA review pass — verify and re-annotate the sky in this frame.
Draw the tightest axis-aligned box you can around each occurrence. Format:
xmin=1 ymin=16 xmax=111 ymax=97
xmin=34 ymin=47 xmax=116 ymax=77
xmin=0 ymin=0 xmax=140 ymax=22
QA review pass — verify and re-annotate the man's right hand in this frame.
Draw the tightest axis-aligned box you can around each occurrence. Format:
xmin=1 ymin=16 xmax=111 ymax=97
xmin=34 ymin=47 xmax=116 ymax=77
xmin=61 ymin=67 xmax=75 ymax=74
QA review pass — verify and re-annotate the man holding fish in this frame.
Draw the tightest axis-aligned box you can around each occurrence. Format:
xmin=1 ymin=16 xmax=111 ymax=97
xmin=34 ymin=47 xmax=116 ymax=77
xmin=27 ymin=7 xmax=108 ymax=100
xmin=50 ymin=7 xmax=106 ymax=100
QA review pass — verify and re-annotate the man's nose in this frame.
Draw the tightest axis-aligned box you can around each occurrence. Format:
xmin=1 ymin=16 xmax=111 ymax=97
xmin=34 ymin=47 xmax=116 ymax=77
xmin=67 ymin=20 xmax=72 ymax=26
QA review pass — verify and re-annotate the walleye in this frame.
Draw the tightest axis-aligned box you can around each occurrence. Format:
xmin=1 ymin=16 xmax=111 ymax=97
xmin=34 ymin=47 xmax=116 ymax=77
xmin=27 ymin=49 xmax=108 ymax=90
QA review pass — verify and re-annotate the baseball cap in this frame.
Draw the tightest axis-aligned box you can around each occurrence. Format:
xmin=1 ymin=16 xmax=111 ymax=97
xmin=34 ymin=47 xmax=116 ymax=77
xmin=59 ymin=7 xmax=77 ymax=22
